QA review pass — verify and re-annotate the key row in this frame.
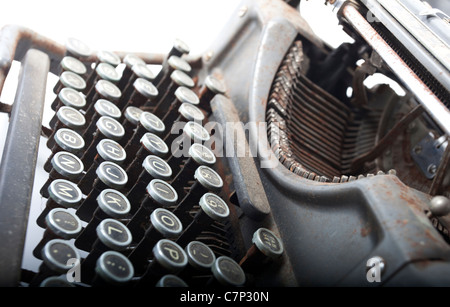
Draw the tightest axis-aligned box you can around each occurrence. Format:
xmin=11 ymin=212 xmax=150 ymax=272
xmin=31 ymin=224 xmax=284 ymax=287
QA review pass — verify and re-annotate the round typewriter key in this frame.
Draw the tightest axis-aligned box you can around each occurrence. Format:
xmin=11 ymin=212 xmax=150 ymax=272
xmin=126 ymin=179 xmax=178 ymax=241
xmin=48 ymin=179 xmax=83 ymax=207
xmin=55 ymin=128 xmax=85 ymax=152
xmin=167 ymin=55 xmax=191 ymax=74
xmin=76 ymin=161 xmax=128 ymax=221
xmin=96 ymin=139 xmax=127 ymax=164
xmin=128 ymin=208 xmax=182 ymax=272
xmin=65 ymin=37 xmax=91 ymax=59
xmin=139 ymin=111 xmax=165 ymax=135
xmin=170 ymin=70 xmax=195 ymax=89
xmin=176 ymin=192 xmax=229 ymax=246
xmin=94 ymin=99 xmax=121 ymax=119
xmin=51 ymin=87 xmax=86 ymax=112
xmin=123 ymin=53 xmax=146 ymax=67
xmin=185 ymin=241 xmax=216 ymax=271
xmin=75 ymin=189 xmax=130 ymax=251
xmin=138 ymin=239 xmax=187 ymax=286
xmin=96 ymin=50 xmax=121 ymax=68
xmin=40 ymin=151 xmax=84 ymax=198
xmin=96 ymin=161 xmax=128 ymax=190
xmin=178 ymin=102 xmax=205 ymax=122
xmin=148 ymin=179 xmax=178 ymax=207
xmin=200 ymin=193 xmax=229 ymax=220
xmin=60 ymin=56 xmax=87 ymax=76
xmin=95 ymin=79 xmax=122 ymax=101
xmin=42 ymin=239 xmax=81 ymax=273
xmin=96 ymin=115 xmax=125 ymax=140
xmin=97 ymin=189 xmax=131 ymax=218
xmin=80 ymin=219 xmax=132 ymax=283
xmin=49 ymin=106 xmax=86 ymax=132
xmin=51 ymin=150 xmax=84 ymax=179
xmin=141 ymin=132 xmax=169 ymax=156
xmin=132 ymin=63 xmax=155 ymax=81
xmin=36 ymin=178 xmax=83 ymax=227
xmin=253 ymin=228 xmax=284 ymax=258
xmin=58 ymin=71 xmax=87 ymax=93
xmin=154 ymin=239 xmax=188 ymax=271
xmin=33 ymin=208 xmax=82 ymax=259
xmin=93 ymin=251 xmax=134 ymax=286
xmin=170 ymin=144 xmax=216 ymax=196
xmin=118 ymin=53 xmax=146 ymax=90
xmin=198 ymin=75 xmax=227 ymax=113
xmin=46 ymin=208 xmax=83 ymax=238
xmin=155 ymin=274 xmax=188 ymax=287
xmin=120 ymin=78 xmax=158 ymax=111
xmin=150 ymin=208 xmax=183 ymax=238
xmin=210 ymin=256 xmax=245 ymax=287
xmin=171 ymin=38 xmax=191 ymax=57
xmin=96 ymin=218 xmax=132 ymax=251
xmin=96 ymin=63 xmax=121 ymax=83
xmin=239 ymin=228 xmax=284 ymax=272
xmin=126 ymin=155 xmax=172 ymax=209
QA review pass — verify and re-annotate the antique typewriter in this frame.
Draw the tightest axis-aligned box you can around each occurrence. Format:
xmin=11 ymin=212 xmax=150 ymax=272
xmin=0 ymin=0 xmax=449 ymax=287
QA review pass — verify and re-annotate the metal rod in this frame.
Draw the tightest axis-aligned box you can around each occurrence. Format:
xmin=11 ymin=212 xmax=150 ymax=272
xmin=0 ymin=49 xmax=50 ymax=286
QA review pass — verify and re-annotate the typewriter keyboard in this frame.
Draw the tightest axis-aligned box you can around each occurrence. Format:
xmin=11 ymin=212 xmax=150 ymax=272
xmin=18 ymin=37 xmax=285 ymax=287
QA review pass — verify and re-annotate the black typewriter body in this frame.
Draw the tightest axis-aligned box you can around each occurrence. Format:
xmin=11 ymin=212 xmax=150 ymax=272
xmin=0 ymin=0 xmax=449 ymax=287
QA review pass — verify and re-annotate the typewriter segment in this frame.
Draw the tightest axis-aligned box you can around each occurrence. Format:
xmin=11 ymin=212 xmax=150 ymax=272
xmin=0 ymin=0 xmax=450 ymax=287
